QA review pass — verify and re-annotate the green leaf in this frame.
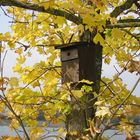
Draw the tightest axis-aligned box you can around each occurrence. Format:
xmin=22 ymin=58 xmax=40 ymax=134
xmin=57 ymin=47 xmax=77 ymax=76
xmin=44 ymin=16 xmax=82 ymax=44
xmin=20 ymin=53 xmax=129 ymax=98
xmin=81 ymin=85 xmax=92 ymax=92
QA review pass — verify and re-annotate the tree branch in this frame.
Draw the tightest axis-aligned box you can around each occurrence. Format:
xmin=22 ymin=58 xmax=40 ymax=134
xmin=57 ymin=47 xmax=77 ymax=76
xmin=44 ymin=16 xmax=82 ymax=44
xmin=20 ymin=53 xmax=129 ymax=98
xmin=106 ymin=18 xmax=140 ymax=28
xmin=107 ymin=21 xmax=140 ymax=28
xmin=112 ymin=76 xmax=140 ymax=119
xmin=121 ymin=28 xmax=140 ymax=41
xmin=98 ymin=76 xmax=140 ymax=139
xmin=110 ymin=0 xmax=136 ymax=17
xmin=134 ymin=0 xmax=140 ymax=8
xmin=1 ymin=0 xmax=140 ymax=29
xmin=118 ymin=18 xmax=140 ymax=23
xmin=0 ymin=0 xmax=82 ymax=25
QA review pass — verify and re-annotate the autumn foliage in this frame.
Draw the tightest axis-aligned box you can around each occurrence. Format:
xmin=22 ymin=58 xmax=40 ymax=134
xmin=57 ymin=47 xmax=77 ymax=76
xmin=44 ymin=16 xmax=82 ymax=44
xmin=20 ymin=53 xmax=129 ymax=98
xmin=0 ymin=0 xmax=140 ymax=139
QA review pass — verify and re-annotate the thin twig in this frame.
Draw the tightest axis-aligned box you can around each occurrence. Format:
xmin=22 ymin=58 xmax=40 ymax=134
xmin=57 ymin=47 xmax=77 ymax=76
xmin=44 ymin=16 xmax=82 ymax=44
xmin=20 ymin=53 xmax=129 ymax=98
xmin=99 ymin=76 xmax=140 ymax=139
xmin=21 ymin=66 xmax=61 ymax=90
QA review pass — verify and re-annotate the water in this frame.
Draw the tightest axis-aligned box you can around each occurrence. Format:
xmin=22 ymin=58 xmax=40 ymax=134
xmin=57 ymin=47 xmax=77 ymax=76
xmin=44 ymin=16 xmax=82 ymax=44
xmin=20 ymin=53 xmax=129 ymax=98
xmin=0 ymin=120 xmax=62 ymax=139
xmin=0 ymin=126 xmax=60 ymax=140
xmin=0 ymin=120 xmax=140 ymax=140
xmin=0 ymin=126 xmax=133 ymax=140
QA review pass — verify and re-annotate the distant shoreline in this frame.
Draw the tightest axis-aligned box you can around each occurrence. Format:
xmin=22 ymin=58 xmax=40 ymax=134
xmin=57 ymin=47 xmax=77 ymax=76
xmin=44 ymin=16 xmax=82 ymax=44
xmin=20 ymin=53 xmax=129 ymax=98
xmin=0 ymin=114 xmax=140 ymax=129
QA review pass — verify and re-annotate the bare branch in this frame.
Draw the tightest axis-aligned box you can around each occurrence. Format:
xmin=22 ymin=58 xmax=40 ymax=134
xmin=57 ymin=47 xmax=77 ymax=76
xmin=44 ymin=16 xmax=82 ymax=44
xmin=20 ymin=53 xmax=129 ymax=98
xmin=110 ymin=0 xmax=136 ymax=17
xmin=21 ymin=65 xmax=61 ymax=90
xmin=107 ymin=21 xmax=140 ymax=28
xmin=111 ymin=77 xmax=140 ymax=120
xmin=118 ymin=18 xmax=140 ymax=23
xmin=0 ymin=6 xmax=13 ymax=19
xmin=121 ymin=28 xmax=140 ymax=41
xmin=134 ymin=0 xmax=140 ymax=8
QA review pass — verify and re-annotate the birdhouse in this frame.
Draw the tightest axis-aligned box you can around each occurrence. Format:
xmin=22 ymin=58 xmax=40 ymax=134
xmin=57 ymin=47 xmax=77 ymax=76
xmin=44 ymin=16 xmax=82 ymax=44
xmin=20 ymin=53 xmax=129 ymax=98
xmin=55 ymin=42 xmax=102 ymax=87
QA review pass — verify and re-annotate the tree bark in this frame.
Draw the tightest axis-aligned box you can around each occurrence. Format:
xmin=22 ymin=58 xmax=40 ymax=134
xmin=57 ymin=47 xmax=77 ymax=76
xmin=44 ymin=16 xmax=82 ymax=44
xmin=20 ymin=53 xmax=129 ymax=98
xmin=65 ymin=30 xmax=103 ymax=140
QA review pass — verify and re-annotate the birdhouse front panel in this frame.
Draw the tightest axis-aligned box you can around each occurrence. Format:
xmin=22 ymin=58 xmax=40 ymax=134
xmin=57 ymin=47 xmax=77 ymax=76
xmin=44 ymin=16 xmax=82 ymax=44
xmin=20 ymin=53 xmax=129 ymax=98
xmin=60 ymin=47 xmax=79 ymax=83
xmin=61 ymin=48 xmax=78 ymax=61
xmin=62 ymin=59 xmax=79 ymax=83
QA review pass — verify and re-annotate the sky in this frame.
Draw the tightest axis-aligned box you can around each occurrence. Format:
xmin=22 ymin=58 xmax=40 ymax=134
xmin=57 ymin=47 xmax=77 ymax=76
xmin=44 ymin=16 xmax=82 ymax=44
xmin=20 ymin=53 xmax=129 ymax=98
xmin=0 ymin=8 xmax=139 ymax=97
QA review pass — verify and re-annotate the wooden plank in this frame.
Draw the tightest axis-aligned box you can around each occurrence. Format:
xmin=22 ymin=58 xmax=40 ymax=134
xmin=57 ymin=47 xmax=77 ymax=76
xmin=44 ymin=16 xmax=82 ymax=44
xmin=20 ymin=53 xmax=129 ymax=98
xmin=79 ymin=45 xmax=96 ymax=82
xmin=61 ymin=48 xmax=78 ymax=61
xmin=62 ymin=59 xmax=79 ymax=83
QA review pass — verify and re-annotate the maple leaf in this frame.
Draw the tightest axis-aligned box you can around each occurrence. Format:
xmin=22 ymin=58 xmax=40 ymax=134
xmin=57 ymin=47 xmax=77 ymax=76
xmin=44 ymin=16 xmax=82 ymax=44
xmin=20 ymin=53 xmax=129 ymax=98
xmin=95 ymin=107 xmax=111 ymax=117
xmin=0 ymin=0 xmax=139 ymax=139
xmin=9 ymin=77 xmax=19 ymax=87
xmin=127 ymin=60 xmax=140 ymax=74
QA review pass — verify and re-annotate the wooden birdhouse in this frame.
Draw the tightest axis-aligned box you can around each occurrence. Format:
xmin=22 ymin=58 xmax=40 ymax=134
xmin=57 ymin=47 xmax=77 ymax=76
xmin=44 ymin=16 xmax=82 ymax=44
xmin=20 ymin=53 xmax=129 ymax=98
xmin=55 ymin=42 xmax=102 ymax=87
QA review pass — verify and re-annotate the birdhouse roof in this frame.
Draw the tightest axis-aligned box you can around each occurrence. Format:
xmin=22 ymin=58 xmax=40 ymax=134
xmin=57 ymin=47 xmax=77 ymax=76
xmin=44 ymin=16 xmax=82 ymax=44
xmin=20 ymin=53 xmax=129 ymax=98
xmin=54 ymin=42 xmax=89 ymax=50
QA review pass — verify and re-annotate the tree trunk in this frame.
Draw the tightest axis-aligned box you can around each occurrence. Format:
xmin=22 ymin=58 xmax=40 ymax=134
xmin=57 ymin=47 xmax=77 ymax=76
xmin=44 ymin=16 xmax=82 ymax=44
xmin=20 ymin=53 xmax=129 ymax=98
xmin=65 ymin=30 xmax=103 ymax=140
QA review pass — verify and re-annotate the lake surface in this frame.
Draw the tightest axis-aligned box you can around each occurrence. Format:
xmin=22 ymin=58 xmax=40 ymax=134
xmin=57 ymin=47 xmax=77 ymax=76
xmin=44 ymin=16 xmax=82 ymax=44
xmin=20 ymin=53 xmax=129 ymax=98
xmin=0 ymin=120 xmax=140 ymax=140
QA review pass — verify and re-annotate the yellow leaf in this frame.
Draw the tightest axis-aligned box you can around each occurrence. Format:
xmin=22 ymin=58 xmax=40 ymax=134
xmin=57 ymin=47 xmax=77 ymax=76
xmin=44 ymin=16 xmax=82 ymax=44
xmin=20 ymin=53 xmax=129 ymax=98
xmin=110 ymin=17 xmax=117 ymax=24
xmin=80 ymin=79 xmax=93 ymax=85
xmin=10 ymin=119 xmax=20 ymax=129
xmin=95 ymin=100 xmax=104 ymax=106
xmin=13 ymin=64 xmax=22 ymax=72
xmin=83 ymin=15 xmax=93 ymax=25
xmin=54 ymin=17 xmax=67 ymax=27
xmin=16 ymin=55 xmax=26 ymax=64
xmin=15 ymin=48 xmax=23 ymax=54
xmin=4 ymin=32 xmax=11 ymax=39
xmin=9 ymin=77 xmax=19 ymax=87
xmin=58 ymin=128 xmax=65 ymax=133
xmin=61 ymin=93 xmax=68 ymax=100
xmin=93 ymin=33 xmax=105 ymax=46
xmin=32 ymin=81 xmax=40 ymax=88
xmin=127 ymin=60 xmax=140 ymax=74
xmin=104 ymin=57 xmax=111 ymax=64
xmin=40 ymin=1 xmax=55 ymax=10
xmin=73 ymin=90 xmax=83 ymax=98
xmin=73 ymin=0 xmax=81 ymax=4
xmin=96 ymin=107 xmax=111 ymax=117
xmin=94 ymin=127 xmax=101 ymax=133
xmin=112 ymin=28 xmax=124 ymax=37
